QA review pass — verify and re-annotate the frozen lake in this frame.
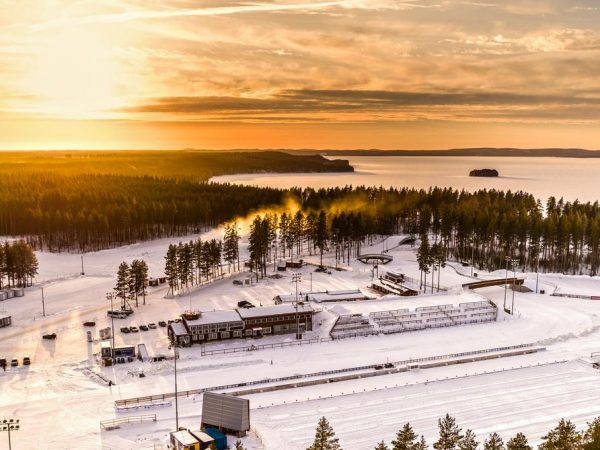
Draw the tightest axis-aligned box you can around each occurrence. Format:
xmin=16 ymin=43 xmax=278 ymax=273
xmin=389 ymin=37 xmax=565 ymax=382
xmin=211 ymin=156 xmax=600 ymax=203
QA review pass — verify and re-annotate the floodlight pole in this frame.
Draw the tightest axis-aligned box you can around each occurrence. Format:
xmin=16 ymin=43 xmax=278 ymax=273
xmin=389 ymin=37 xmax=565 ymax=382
xmin=1 ymin=418 xmax=19 ymax=450
xmin=292 ymin=272 xmax=302 ymax=339
xmin=511 ymin=259 xmax=519 ymax=314
xmin=471 ymin=233 xmax=475 ymax=277
xmin=41 ymin=287 xmax=45 ymax=317
xmin=503 ymin=256 xmax=509 ymax=309
xmin=106 ymin=292 xmax=115 ymax=354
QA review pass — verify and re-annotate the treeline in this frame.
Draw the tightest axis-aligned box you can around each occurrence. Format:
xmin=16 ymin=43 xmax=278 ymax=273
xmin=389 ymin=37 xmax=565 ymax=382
xmin=307 ymin=414 xmax=600 ymax=450
xmin=0 ymin=240 xmax=38 ymax=289
xmin=0 ymin=173 xmax=283 ymax=252
xmin=164 ymin=225 xmax=240 ymax=294
xmin=277 ymin=186 xmax=600 ymax=275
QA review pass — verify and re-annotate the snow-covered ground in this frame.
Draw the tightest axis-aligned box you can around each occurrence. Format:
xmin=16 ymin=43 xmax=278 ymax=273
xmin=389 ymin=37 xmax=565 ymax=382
xmin=2 ymin=233 xmax=600 ymax=449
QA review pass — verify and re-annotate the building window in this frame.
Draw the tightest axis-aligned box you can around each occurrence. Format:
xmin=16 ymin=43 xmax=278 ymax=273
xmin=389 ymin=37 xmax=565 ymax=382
xmin=221 ymin=331 xmax=230 ymax=339
xmin=264 ymin=327 xmax=272 ymax=334
xmin=208 ymin=333 xmax=218 ymax=340
xmin=233 ymin=330 xmax=242 ymax=338
xmin=245 ymin=329 xmax=252 ymax=336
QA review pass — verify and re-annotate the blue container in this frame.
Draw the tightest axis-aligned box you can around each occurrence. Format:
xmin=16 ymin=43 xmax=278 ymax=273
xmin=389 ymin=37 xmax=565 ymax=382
xmin=204 ymin=427 xmax=227 ymax=450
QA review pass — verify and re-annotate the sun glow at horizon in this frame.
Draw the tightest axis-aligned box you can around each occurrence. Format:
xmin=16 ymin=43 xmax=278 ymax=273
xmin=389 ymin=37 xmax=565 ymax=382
xmin=23 ymin=28 xmax=122 ymax=118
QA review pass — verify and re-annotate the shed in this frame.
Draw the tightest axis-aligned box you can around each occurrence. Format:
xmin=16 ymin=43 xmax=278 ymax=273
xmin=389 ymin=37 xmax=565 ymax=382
xmin=201 ymin=392 xmax=250 ymax=436
xmin=0 ymin=291 xmax=7 ymax=301
xmin=0 ymin=315 xmax=12 ymax=328
xmin=3 ymin=289 xmax=14 ymax=299
xmin=276 ymin=260 xmax=287 ymax=271
xmin=202 ymin=428 xmax=227 ymax=450
xmin=170 ymin=430 xmax=201 ymax=450
xmin=12 ymin=288 xmax=24 ymax=297
xmin=189 ymin=430 xmax=218 ymax=450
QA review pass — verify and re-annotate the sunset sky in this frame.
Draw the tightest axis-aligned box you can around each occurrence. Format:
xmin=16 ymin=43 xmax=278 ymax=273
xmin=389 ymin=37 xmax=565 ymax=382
xmin=2 ymin=0 xmax=600 ymax=150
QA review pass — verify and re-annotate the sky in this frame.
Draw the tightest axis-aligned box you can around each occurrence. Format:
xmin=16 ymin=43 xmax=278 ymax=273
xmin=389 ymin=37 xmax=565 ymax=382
xmin=1 ymin=0 xmax=600 ymax=150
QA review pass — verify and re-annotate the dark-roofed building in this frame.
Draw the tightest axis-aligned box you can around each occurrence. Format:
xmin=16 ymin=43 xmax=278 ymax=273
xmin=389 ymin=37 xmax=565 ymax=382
xmin=237 ymin=303 xmax=314 ymax=337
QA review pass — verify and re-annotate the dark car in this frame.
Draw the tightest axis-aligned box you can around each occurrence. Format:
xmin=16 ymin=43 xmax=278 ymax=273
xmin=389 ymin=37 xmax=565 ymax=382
xmin=237 ymin=300 xmax=255 ymax=309
xmin=233 ymin=279 xmax=243 ymax=285
xmin=10 ymin=358 xmax=18 ymax=367
xmin=83 ymin=321 xmax=96 ymax=327
xmin=0 ymin=358 xmax=6 ymax=368
xmin=374 ymin=364 xmax=384 ymax=370
xmin=384 ymin=363 xmax=394 ymax=369
xmin=42 ymin=333 xmax=57 ymax=340
xmin=158 ymin=321 xmax=167 ymax=327
xmin=139 ymin=325 xmax=149 ymax=331
xmin=120 ymin=327 xmax=130 ymax=333
xmin=23 ymin=357 xmax=31 ymax=366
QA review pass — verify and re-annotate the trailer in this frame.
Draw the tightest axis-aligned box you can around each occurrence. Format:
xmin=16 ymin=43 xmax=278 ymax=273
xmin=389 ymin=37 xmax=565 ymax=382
xmin=0 ymin=315 xmax=12 ymax=328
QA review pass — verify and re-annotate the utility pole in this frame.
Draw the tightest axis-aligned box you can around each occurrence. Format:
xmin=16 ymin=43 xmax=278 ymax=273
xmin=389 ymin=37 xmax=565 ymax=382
xmin=106 ymin=292 xmax=115 ymax=354
xmin=1 ymin=418 xmax=19 ymax=450
xmin=310 ymin=272 xmax=313 ymax=292
xmin=41 ymin=287 xmax=45 ymax=317
xmin=292 ymin=272 xmax=302 ymax=340
xmin=81 ymin=255 xmax=85 ymax=276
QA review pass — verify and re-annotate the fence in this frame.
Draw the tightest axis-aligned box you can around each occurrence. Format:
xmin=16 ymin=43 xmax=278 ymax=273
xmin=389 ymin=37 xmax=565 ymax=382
xmin=200 ymin=337 xmax=331 ymax=356
xmin=100 ymin=414 xmax=156 ymax=430
xmin=551 ymin=293 xmax=600 ymax=301
xmin=115 ymin=342 xmax=540 ymax=407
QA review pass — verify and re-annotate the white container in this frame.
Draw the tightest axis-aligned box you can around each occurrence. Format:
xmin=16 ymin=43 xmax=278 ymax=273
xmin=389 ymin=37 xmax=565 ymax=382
xmin=0 ymin=291 xmax=7 ymax=301
xmin=12 ymin=288 xmax=24 ymax=297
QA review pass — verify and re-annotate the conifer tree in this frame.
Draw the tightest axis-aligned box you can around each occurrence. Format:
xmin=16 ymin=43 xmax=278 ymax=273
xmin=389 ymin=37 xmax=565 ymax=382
xmin=483 ymin=433 xmax=504 ymax=450
xmin=392 ymin=423 xmax=419 ymax=450
xmin=234 ymin=440 xmax=247 ymax=450
xmin=434 ymin=414 xmax=463 ymax=450
xmin=376 ymin=442 xmax=390 ymax=450
xmin=307 ymin=416 xmax=342 ymax=450
xmin=459 ymin=430 xmax=479 ymax=450
xmin=314 ymin=210 xmax=329 ymax=267
xmin=582 ymin=418 xmax=600 ymax=450
xmin=415 ymin=436 xmax=428 ymax=450
xmin=539 ymin=419 xmax=581 ymax=450
xmin=114 ymin=261 xmax=130 ymax=306
xmin=506 ymin=433 xmax=531 ymax=450
xmin=164 ymin=244 xmax=178 ymax=294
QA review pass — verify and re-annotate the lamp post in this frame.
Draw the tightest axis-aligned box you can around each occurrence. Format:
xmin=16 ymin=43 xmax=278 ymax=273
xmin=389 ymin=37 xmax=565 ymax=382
xmin=106 ymin=292 xmax=115 ymax=354
xmin=292 ymin=272 xmax=302 ymax=339
xmin=41 ymin=287 xmax=45 ymax=317
xmin=272 ymin=244 xmax=276 ymax=272
xmin=536 ymin=243 xmax=545 ymax=294
xmin=1 ymin=418 xmax=20 ymax=450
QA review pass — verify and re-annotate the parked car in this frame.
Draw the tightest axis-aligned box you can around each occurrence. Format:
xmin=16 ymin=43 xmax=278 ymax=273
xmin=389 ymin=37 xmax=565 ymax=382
xmin=139 ymin=325 xmax=149 ymax=331
xmin=384 ymin=363 xmax=394 ymax=369
xmin=237 ymin=300 xmax=254 ymax=308
xmin=374 ymin=364 xmax=384 ymax=370
xmin=23 ymin=357 xmax=30 ymax=366
xmin=148 ymin=323 xmax=157 ymax=329
xmin=0 ymin=358 xmax=6 ymax=368
xmin=174 ymin=318 xmax=182 ymax=323
xmin=129 ymin=326 xmax=139 ymax=333
xmin=107 ymin=310 xmax=128 ymax=319
xmin=120 ymin=327 xmax=130 ymax=333
xmin=82 ymin=321 xmax=96 ymax=327
xmin=158 ymin=321 xmax=167 ymax=327
xmin=10 ymin=358 xmax=18 ymax=367
xmin=42 ymin=333 xmax=57 ymax=340
xmin=232 ymin=279 xmax=243 ymax=285
xmin=167 ymin=320 xmax=174 ymax=325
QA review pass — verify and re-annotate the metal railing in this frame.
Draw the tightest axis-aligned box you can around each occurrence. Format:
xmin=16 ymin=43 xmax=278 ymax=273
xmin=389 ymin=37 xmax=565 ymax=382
xmin=100 ymin=414 xmax=156 ymax=430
